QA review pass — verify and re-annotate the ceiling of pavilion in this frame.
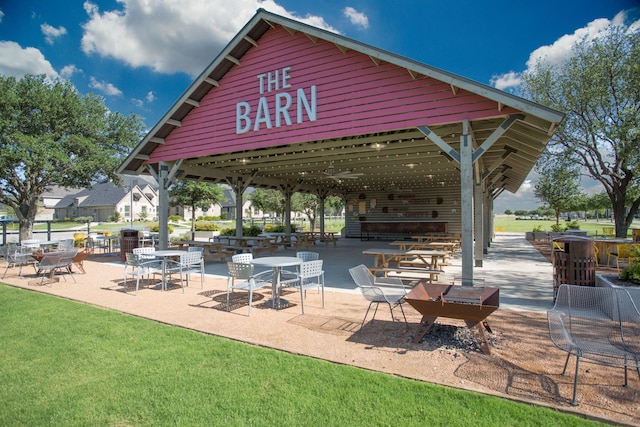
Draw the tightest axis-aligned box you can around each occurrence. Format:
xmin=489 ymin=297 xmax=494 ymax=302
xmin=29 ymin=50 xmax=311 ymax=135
xmin=118 ymin=10 xmax=564 ymax=198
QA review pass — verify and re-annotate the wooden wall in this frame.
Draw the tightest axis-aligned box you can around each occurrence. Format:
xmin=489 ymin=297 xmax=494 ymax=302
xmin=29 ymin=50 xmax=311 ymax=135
xmin=343 ymin=188 xmax=462 ymax=239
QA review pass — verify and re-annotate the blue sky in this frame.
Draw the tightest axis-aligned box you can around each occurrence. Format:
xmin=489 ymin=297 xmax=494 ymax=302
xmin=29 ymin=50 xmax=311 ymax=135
xmin=1 ymin=0 xmax=639 ymax=211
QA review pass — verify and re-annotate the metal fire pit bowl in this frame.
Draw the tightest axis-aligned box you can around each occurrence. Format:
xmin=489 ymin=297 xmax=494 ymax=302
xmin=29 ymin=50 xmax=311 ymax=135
xmin=405 ymin=282 xmax=500 ymax=354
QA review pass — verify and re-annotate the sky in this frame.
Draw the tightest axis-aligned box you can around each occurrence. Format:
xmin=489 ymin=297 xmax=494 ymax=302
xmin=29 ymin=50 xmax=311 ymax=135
xmin=1 ymin=0 xmax=639 ymax=212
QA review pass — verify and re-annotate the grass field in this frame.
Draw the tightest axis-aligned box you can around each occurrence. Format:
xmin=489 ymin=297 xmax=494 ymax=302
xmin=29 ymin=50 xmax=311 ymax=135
xmin=493 ymin=216 xmax=639 ymax=237
xmin=0 ymin=285 xmax=605 ymax=426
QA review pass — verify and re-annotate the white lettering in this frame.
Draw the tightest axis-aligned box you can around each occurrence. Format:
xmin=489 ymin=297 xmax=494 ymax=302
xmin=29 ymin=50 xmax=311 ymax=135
xmin=282 ymin=66 xmax=292 ymax=89
xmin=235 ymin=68 xmax=318 ymax=134
xmin=236 ymin=102 xmax=251 ymax=134
xmin=275 ymin=92 xmax=292 ymax=127
xmin=257 ymin=73 xmax=266 ymax=94
xmin=267 ymin=70 xmax=279 ymax=92
xmin=253 ymin=97 xmax=272 ymax=131
xmin=297 ymin=85 xmax=317 ymax=123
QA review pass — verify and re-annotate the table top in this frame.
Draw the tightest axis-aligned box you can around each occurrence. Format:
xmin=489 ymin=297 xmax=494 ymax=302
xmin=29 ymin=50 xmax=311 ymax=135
xmin=250 ymin=256 xmax=302 ymax=268
xmin=362 ymin=248 xmax=407 ymax=255
xmin=154 ymin=250 xmax=186 ymax=257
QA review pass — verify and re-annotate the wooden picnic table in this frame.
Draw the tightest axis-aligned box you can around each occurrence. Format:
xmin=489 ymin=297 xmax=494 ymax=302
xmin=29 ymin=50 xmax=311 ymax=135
xmin=362 ymin=248 xmax=448 ymax=270
xmin=389 ymin=240 xmax=457 ymax=254
xmin=362 ymin=248 xmax=445 ymax=282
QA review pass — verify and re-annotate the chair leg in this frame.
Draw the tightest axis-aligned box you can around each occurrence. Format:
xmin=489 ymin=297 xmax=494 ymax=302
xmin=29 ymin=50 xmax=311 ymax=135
xmin=571 ymin=355 xmax=581 ymax=406
xmin=360 ymin=301 xmax=378 ymax=331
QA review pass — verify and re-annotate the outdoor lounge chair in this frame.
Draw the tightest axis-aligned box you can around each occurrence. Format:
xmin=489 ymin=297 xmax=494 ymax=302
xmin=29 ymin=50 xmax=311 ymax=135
xmin=36 ymin=254 xmax=76 ymax=287
xmin=349 ymin=264 xmax=408 ymax=333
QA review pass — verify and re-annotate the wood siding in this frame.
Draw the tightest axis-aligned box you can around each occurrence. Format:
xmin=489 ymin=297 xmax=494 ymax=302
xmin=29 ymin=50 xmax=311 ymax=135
xmin=150 ymin=26 xmax=520 ymax=162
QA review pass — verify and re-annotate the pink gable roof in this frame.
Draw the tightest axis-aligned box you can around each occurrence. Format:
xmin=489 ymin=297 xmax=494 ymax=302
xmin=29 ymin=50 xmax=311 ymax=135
xmin=149 ymin=25 xmax=520 ymax=163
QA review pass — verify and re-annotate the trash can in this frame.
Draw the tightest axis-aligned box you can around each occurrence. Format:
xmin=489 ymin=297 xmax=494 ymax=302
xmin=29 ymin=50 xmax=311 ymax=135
xmin=552 ymin=236 xmax=595 ymax=300
xmin=120 ymin=229 xmax=139 ymax=262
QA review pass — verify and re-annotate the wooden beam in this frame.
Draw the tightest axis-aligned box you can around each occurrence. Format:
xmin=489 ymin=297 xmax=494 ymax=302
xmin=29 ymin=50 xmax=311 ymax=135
xmin=166 ymin=119 xmax=182 ymax=127
xmin=204 ymin=77 xmax=219 ymax=87
xmin=225 ymin=55 xmax=240 ymax=65
xmin=184 ymin=98 xmax=200 ymax=108
xmin=149 ymin=137 xmax=165 ymax=144
xmin=243 ymin=35 xmax=258 ymax=47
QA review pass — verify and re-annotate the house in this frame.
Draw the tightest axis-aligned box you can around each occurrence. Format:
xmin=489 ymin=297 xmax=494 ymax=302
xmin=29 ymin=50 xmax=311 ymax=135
xmin=54 ymin=179 xmax=158 ymax=222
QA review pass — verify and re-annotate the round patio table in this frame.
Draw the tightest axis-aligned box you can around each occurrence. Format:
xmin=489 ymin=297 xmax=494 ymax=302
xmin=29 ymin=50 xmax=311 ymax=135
xmin=250 ymin=256 xmax=302 ymax=309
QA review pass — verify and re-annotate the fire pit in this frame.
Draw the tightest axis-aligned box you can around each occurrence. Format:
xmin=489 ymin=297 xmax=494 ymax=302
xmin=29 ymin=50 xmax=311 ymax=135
xmin=404 ymin=282 xmax=500 ymax=354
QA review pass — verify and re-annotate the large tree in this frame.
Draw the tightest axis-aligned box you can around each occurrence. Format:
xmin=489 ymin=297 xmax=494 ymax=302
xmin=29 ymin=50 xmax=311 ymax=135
xmin=168 ymin=180 xmax=225 ymax=239
xmin=533 ymin=154 xmax=583 ymax=226
xmin=0 ymin=74 xmax=145 ymax=241
xmin=522 ymin=22 xmax=640 ymax=238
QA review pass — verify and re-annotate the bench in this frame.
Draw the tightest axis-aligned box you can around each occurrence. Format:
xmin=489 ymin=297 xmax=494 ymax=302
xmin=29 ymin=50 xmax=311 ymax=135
xmin=548 ymin=284 xmax=640 ymax=405
xmin=368 ymin=267 xmax=444 ymax=284
xmin=175 ymin=241 xmax=235 ymax=262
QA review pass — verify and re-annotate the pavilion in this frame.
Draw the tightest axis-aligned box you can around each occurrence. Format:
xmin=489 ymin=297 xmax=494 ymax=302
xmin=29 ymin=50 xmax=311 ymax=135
xmin=117 ymin=9 xmax=564 ymax=281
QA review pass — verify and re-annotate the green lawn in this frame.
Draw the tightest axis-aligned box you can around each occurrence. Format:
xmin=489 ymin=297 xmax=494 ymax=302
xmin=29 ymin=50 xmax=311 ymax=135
xmin=0 ymin=285 xmax=605 ymax=426
xmin=494 ymin=217 xmax=638 ymax=237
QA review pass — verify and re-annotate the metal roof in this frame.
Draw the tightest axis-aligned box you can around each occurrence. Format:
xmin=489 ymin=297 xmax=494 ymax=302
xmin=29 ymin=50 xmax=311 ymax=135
xmin=118 ymin=9 xmax=564 ymax=197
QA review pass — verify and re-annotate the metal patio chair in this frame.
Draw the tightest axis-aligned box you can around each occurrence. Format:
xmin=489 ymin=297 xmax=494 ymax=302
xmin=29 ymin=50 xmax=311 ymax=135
xmin=226 ymin=261 xmax=271 ymax=316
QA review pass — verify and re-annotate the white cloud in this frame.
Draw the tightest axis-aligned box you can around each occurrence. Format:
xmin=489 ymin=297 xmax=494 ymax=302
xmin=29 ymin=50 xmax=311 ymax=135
xmin=343 ymin=7 xmax=369 ymax=29
xmin=0 ymin=10 xmax=5 ymax=23
xmin=146 ymin=91 xmax=155 ymax=102
xmin=80 ymin=0 xmax=339 ymax=76
xmin=89 ymin=76 xmax=122 ymax=96
xmin=41 ymin=23 xmax=67 ymax=45
xmin=0 ymin=41 xmax=58 ymax=80
xmin=491 ymin=10 xmax=640 ymax=91
xmin=60 ymin=64 xmax=81 ymax=79
xmin=490 ymin=71 xmax=521 ymax=91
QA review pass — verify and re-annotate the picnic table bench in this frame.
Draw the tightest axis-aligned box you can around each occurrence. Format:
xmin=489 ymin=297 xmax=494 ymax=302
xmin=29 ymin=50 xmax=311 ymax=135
xmin=368 ymin=267 xmax=444 ymax=283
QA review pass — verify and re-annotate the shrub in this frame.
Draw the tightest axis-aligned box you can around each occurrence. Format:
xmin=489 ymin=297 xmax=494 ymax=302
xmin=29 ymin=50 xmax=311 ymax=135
xmin=532 ymin=225 xmax=544 ymax=232
xmin=168 ymin=215 xmax=183 ymax=222
xmin=149 ymin=223 xmax=174 ymax=234
xmin=108 ymin=211 xmax=122 ymax=222
xmin=195 ymin=221 xmax=220 ymax=231
xmin=550 ymin=223 xmax=567 ymax=232
xmin=197 ymin=215 xmax=221 ymax=221
xmin=264 ymin=224 xmax=286 ymax=232
xmin=566 ymin=220 xmax=580 ymax=230
xmin=220 ymin=225 xmax=262 ymax=236
xmin=620 ymin=246 xmax=640 ymax=285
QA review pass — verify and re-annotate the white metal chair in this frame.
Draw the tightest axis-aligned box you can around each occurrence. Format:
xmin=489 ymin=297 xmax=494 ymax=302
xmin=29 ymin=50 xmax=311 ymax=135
xmin=124 ymin=253 xmax=162 ymax=295
xmin=548 ymin=284 xmax=640 ymax=405
xmin=21 ymin=239 xmax=41 ymax=250
xmin=296 ymin=251 xmax=319 ymax=261
xmin=133 ymin=247 xmax=156 ymax=260
xmin=165 ymin=251 xmax=204 ymax=290
xmin=2 ymin=245 xmax=38 ymax=279
xmin=231 ymin=252 xmax=253 ymax=264
xmin=349 ymin=264 xmax=408 ymax=332
xmin=289 ymin=259 xmax=324 ymax=314
xmin=56 ymin=239 xmax=75 ymax=252
xmin=226 ymin=262 xmax=270 ymax=316
xmin=36 ymin=254 xmax=76 ymax=287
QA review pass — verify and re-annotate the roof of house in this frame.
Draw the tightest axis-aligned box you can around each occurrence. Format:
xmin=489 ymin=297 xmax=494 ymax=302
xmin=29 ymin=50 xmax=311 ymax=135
xmin=118 ymin=9 xmax=564 ymax=196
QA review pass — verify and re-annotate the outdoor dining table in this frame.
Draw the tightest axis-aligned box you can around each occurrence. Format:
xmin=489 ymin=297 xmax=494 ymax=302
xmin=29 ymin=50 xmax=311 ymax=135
xmin=153 ymin=249 xmax=186 ymax=290
xmin=362 ymin=248 xmax=448 ymax=270
xmin=250 ymin=256 xmax=302 ymax=309
xmin=389 ymin=240 xmax=457 ymax=254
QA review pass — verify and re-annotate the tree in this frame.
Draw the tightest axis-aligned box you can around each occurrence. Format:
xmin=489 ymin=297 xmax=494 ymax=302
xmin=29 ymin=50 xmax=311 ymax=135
xmin=522 ymin=21 xmax=640 ymax=237
xmin=248 ymin=188 xmax=285 ymax=219
xmin=292 ymin=193 xmax=320 ymax=231
xmin=325 ymin=195 xmax=345 ymax=217
xmin=504 ymin=209 xmax=513 ymax=219
xmin=533 ymin=154 xmax=583 ymax=226
xmin=0 ymin=74 xmax=145 ymax=241
xmin=168 ymin=180 xmax=225 ymax=239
